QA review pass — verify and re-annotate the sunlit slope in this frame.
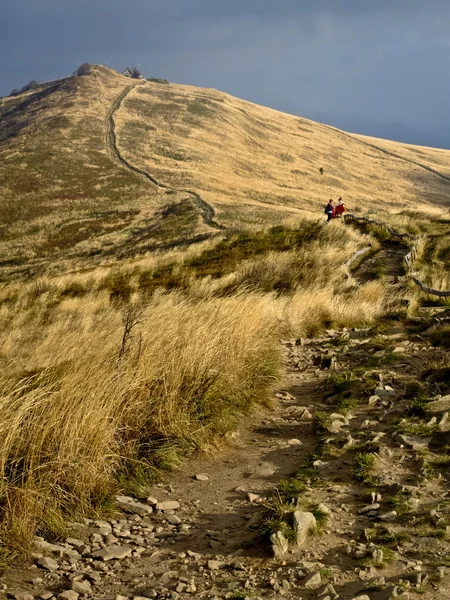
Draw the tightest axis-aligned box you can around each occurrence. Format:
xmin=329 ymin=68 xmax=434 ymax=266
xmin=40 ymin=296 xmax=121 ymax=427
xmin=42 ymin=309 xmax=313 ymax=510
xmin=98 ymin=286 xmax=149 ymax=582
xmin=116 ymin=80 xmax=450 ymax=223
xmin=1 ymin=64 xmax=449 ymax=279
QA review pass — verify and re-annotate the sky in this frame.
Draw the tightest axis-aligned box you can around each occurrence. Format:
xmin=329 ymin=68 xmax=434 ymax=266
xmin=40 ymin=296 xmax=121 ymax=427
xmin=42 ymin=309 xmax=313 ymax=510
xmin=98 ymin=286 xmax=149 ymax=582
xmin=2 ymin=0 xmax=450 ymax=147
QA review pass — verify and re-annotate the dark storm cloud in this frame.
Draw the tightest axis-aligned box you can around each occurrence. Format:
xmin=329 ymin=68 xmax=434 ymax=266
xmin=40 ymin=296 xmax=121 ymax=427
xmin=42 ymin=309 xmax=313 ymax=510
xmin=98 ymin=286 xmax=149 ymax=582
xmin=1 ymin=1 xmax=450 ymax=146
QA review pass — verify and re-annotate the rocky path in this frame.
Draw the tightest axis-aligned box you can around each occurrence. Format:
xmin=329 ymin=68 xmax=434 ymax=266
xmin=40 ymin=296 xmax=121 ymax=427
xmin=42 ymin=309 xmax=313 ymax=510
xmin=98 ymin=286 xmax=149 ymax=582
xmin=352 ymin=240 xmax=407 ymax=285
xmin=3 ymin=306 xmax=450 ymax=600
xmin=3 ymin=234 xmax=450 ymax=600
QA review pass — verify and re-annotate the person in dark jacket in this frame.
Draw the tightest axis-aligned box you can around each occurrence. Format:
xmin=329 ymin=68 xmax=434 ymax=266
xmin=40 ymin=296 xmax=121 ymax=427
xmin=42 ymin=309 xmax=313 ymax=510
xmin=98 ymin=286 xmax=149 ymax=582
xmin=325 ymin=200 xmax=335 ymax=221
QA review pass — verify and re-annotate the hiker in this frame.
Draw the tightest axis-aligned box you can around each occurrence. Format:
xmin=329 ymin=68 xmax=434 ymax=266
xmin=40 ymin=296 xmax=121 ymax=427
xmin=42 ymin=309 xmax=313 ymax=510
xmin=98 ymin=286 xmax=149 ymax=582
xmin=325 ymin=200 xmax=335 ymax=221
xmin=335 ymin=197 xmax=346 ymax=218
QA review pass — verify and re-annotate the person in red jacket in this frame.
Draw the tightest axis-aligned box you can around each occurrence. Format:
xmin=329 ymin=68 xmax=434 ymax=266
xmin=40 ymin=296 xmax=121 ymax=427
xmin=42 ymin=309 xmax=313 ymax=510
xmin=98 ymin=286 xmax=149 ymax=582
xmin=335 ymin=198 xmax=346 ymax=218
xmin=325 ymin=200 xmax=335 ymax=221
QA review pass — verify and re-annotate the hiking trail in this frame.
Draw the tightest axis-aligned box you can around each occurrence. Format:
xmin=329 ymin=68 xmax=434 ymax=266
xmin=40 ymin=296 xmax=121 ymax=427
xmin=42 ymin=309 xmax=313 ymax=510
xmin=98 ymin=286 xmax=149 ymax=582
xmin=105 ymin=84 xmax=225 ymax=231
xmin=4 ymin=225 xmax=450 ymax=600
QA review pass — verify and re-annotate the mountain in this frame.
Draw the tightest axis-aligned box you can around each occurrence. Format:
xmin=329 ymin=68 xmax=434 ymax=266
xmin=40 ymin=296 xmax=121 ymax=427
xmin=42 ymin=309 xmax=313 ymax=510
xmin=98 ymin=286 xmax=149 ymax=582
xmin=1 ymin=64 xmax=450 ymax=280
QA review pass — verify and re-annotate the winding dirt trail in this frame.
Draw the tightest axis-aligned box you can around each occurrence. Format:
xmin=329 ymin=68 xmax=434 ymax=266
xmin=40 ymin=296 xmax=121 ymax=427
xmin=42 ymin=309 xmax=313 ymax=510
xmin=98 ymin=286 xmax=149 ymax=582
xmin=106 ymin=85 xmax=225 ymax=231
xmin=4 ymin=231 xmax=450 ymax=600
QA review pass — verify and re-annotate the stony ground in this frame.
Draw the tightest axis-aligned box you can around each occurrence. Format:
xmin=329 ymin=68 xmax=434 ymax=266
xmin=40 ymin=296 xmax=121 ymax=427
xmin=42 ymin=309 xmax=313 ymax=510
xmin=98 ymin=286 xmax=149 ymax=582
xmin=2 ymin=261 xmax=450 ymax=600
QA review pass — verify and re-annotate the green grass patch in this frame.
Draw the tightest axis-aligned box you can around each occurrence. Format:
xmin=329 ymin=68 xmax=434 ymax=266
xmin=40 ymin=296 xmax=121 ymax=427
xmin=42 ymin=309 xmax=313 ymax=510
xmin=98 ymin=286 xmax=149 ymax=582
xmin=353 ymin=452 xmax=377 ymax=485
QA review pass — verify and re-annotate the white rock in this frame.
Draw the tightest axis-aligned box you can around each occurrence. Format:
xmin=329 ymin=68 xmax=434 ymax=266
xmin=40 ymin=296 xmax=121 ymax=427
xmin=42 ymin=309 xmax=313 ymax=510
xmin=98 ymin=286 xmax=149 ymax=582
xmin=287 ymin=439 xmax=303 ymax=446
xmin=247 ymin=493 xmax=261 ymax=503
xmin=194 ymin=474 xmax=209 ymax=481
xmin=270 ymin=530 xmax=288 ymax=559
xmin=293 ymin=511 xmax=316 ymax=546
xmin=146 ymin=497 xmax=159 ymax=507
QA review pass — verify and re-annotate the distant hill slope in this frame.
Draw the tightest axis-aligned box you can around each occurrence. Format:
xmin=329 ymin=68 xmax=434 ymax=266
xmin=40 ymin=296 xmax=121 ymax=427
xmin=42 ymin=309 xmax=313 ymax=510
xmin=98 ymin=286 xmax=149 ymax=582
xmin=1 ymin=64 xmax=449 ymax=279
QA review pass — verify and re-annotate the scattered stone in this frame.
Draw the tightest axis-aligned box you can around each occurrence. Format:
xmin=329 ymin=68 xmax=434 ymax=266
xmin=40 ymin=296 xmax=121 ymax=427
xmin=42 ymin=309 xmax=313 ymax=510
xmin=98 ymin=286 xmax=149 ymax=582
xmin=93 ymin=520 xmax=112 ymax=536
xmin=379 ymin=511 xmax=398 ymax=522
xmin=36 ymin=557 xmax=59 ymax=572
xmin=313 ymin=459 xmax=329 ymax=470
xmin=70 ymin=581 xmax=92 ymax=596
xmin=426 ymin=395 xmax=450 ymax=415
xmin=193 ymin=474 xmax=209 ymax=481
xmin=270 ymin=530 xmax=288 ymax=559
xmin=146 ymin=496 xmax=158 ymax=507
xmin=372 ymin=548 xmax=384 ymax=564
xmin=11 ymin=593 xmax=34 ymax=600
xmin=90 ymin=545 xmax=132 ymax=561
xmin=359 ymin=504 xmax=380 ymax=514
xmin=166 ymin=514 xmax=182 ymax=525
xmin=66 ymin=538 xmax=84 ymax=548
xmin=317 ymin=502 xmax=331 ymax=515
xmin=156 ymin=500 xmax=180 ymax=511
xmin=368 ymin=395 xmax=380 ymax=406
xmin=207 ymin=560 xmax=227 ymax=570
xmin=116 ymin=495 xmax=153 ymax=517
xmin=252 ymin=462 xmax=276 ymax=477
xmin=437 ymin=566 xmax=446 ymax=580
xmin=301 ymin=571 xmax=322 ymax=589
xmin=247 ymin=493 xmax=262 ymax=503
xmin=293 ymin=511 xmax=316 ymax=546
xmin=58 ymin=592 xmax=79 ymax=600
xmin=397 ymin=434 xmax=431 ymax=450
xmin=287 ymin=438 xmax=303 ymax=446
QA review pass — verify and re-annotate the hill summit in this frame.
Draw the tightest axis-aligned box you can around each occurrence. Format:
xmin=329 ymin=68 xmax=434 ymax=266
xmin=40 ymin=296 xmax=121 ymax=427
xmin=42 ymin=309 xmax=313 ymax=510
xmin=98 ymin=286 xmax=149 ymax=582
xmin=0 ymin=64 xmax=449 ymax=279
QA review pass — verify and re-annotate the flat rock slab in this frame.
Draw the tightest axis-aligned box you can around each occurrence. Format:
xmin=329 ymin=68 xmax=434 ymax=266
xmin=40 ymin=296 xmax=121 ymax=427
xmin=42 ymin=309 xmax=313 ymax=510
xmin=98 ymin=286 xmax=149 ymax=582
xmin=397 ymin=434 xmax=431 ymax=450
xmin=156 ymin=500 xmax=180 ymax=511
xmin=90 ymin=545 xmax=132 ymax=561
xmin=116 ymin=495 xmax=153 ymax=516
xmin=426 ymin=395 xmax=450 ymax=415
xmin=207 ymin=560 xmax=227 ymax=570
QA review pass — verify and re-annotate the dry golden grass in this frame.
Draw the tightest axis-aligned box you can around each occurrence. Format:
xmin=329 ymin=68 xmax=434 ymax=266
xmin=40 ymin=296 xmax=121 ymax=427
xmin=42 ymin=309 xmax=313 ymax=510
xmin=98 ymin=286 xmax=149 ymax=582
xmin=0 ymin=221 xmax=391 ymax=553
xmin=1 ymin=65 xmax=450 ymax=280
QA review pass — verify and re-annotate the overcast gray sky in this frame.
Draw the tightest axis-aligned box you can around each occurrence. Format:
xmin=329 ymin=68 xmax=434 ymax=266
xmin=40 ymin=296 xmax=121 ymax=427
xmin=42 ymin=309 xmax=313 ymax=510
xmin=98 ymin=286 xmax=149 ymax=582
xmin=2 ymin=1 xmax=450 ymax=146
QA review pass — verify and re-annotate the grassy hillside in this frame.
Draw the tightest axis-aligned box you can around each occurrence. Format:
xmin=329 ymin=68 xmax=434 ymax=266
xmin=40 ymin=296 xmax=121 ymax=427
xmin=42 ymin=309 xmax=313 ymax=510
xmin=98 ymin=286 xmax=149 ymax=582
xmin=1 ymin=64 xmax=450 ymax=281
xmin=0 ymin=218 xmax=393 ymax=553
